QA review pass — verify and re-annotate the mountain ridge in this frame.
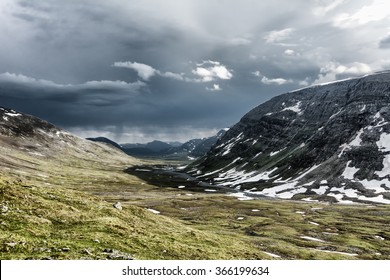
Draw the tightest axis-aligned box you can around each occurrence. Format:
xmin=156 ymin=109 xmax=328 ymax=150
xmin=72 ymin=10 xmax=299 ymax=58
xmin=117 ymin=129 xmax=227 ymax=159
xmin=188 ymin=71 xmax=390 ymax=204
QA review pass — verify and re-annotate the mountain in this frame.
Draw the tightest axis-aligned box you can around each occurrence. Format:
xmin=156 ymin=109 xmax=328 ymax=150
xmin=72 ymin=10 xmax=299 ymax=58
xmin=121 ymin=140 xmax=173 ymax=156
xmin=188 ymin=71 xmax=390 ymax=204
xmin=0 ymin=107 xmax=132 ymax=168
xmin=86 ymin=137 xmax=122 ymax=150
xmin=120 ymin=130 xmax=227 ymax=159
xmin=189 ymin=129 xmax=228 ymax=157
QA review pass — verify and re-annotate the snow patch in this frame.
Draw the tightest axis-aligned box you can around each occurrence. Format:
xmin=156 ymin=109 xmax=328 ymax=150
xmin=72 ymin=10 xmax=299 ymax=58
xmin=147 ymin=209 xmax=160 ymax=214
xmin=375 ymin=235 xmax=385 ymax=241
xmin=349 ymin=128 xmax=364 ymax=146
xmin=312 ymin=185 xmax=328 ymax=195
xmin=5 ymin=112 xmax=22 ymax=117
xmin=376 ymin=154 xmax=390 ymax=177
xmin=329 ymin=109 xmax=343 ymax=119
xmin=270 ymin=148 xmax=286 ymax=156
xmin=313 ymin=249 xmax=358 ymax=257
xmin=377 ymin=133 xmax=390 ymax=152
xmin=248 ymin=180 xmax=309 ymax=199
xmin=262 ymin=251 xmax=281 ymax=258
xmin=301 ymin=197 xmax=319 ymax=202
xmin=341 ymin=161 xmax=359 ymax=180
xmin=360 ymin=179 xmax=388 ymax=193
xmin=227 ymin=192 xmax=254 ymax=201
xmin=358 ymin=195 xmax=390 ymax=204
xmin=300 ymin=236 xmax=325 ymax=242
xmin=282 ymin=101 xmax=302 ymax=114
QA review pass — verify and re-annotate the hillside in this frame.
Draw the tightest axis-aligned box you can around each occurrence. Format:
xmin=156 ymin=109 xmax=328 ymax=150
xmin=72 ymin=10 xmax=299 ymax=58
xmin=0 ymin=107 xmax=268 ymax=259
xmin=189 ymin=71 xmax=390 ymax=204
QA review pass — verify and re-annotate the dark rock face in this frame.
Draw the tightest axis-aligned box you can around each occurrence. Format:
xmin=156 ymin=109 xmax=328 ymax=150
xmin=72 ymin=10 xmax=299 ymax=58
xmin=0 ymin=107 xmax=57 ymax=138
xmin=86 ymin=137 xmax=122 ymax=150
xmin=189 ymin=71 xmax=390 ymax=204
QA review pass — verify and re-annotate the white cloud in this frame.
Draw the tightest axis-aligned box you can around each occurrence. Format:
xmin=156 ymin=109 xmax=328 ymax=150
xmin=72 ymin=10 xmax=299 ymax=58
xmin=196 ymin=60 xmax=221 ymax=66
xmin=113 ymin=61 xmax=157 ymax=80
xmin=333 ymin=0 xmax=390 ymax=28
xmin=264 ymin=28 xmax=294 ymax=44
xmin=192 ymin=61 xmax=233 ymax=82
xmin=160 ymin=71 xmax=184 ymax=80
xmin=252 ymin=71 xmax=262 ymax=77
xmin=261 ymin=76 xmax=290 ymax=85
xmin=206 ymin=84 xmax=222 ymax=91
xmin=284 ymin=49 xmax=296 ymax=56
xmin=313 ymin=61 xmax=372 ymax=84
xmin=252 ymin=70 xmax=293 ymax=85
xmin=253 ymin=70 xmax=292 ymax=85
xmin=113 ymin=61 xmax=184 ymax=81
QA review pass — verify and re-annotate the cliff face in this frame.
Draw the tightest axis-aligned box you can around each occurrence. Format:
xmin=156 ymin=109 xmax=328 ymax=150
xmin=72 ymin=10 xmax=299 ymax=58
xmin=189 ymin=71 xmax=390 ymax=204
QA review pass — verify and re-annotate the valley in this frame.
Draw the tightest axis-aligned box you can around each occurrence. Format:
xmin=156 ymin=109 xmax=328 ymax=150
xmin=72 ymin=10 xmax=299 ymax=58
xmin=2 ymin=130 xmax=389 ymax=260
xmin=2 ymin=70 xmax=390 ymax=260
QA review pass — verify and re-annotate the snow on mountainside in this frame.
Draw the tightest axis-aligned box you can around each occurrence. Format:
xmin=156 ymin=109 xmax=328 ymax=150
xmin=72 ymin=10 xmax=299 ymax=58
xmin=189 ymin=71 xmax=390 ymax=204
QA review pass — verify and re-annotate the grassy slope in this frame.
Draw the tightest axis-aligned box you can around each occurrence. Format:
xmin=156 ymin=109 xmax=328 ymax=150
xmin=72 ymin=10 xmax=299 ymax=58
xmin=0 ymin=136 xmax=268 ymax=259
xmin=133 ymin=194 xmax=390 ymax=259
xmin=0 ymin=176 xmax=268 ymax=260
xmin=1 ymin=133 xmax=390 ymax=259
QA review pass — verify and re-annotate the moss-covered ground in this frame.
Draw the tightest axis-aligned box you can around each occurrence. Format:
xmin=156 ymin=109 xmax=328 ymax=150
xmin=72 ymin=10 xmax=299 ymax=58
xmin=1 ymin=139 xmax=389 ymax=259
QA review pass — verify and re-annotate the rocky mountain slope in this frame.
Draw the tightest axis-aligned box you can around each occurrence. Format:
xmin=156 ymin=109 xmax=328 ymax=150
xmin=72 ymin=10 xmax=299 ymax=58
xmin=0 ymin=107 xmax=133 ymax=169
xmin=189 ymin=71 xmax=390 ymax=204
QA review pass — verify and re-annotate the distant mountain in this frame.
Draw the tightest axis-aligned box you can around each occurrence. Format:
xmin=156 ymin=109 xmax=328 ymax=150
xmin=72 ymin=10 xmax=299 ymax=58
xmin=189 ymin=71 xmax=390 ymax=204
xmin=86 ymin=137 xmax=122 ymax=150
xmin=120 ymin=130 xmax=228 ymax=159
xmin=121 ymin=140 xmax=173 ymax=156
xmin=189 ymin=129 xmax=228 ymax=157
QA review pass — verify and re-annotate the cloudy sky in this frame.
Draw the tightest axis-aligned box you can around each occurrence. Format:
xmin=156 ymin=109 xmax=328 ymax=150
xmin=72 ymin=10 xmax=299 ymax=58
xmin=1 ymin=0 xmax=390 ymax=143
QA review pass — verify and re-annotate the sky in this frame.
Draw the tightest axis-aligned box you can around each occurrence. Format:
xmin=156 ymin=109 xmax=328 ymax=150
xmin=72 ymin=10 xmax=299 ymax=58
xmin=1 ymin=0 xmax=390 ymax=143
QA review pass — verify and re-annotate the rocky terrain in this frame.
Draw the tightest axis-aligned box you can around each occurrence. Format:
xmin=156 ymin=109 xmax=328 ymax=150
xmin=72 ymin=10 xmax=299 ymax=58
xmin=189 ymin=71 xmax=390 ymax=204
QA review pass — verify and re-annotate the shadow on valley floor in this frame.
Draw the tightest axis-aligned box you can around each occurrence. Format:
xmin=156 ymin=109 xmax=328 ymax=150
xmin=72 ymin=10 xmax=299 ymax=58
xmin=126 ymin=165 xmax=233 ymax=194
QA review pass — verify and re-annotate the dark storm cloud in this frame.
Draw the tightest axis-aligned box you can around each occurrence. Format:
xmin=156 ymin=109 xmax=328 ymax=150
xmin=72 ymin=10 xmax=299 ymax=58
xmin=1 ymin=0 xmax=390 ymax=142
xmin=0 ymin=73 xmax=145 ymax=106
xmin=379 ymin=35 xmax=390 ymax=49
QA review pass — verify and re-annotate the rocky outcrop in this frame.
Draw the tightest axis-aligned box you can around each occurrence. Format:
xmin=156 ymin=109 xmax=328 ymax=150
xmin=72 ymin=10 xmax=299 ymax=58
xmin=189 ymin=71 xmax=390 ymax=204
